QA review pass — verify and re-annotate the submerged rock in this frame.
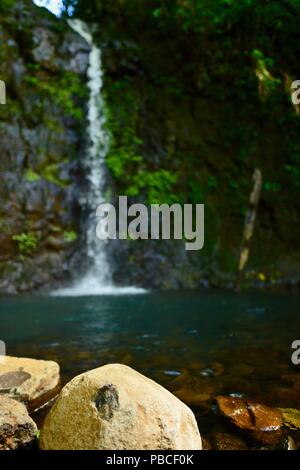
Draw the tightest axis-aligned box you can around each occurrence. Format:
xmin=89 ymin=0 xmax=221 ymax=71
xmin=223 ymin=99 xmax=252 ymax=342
xmin=279 ymin=435 xmax=298 ymax=450
xmin=40 ymin=363 xmax=202 ymax=450
xmin=215 ymin=396 xmax=283 ymax=444
xmin=0 ymin=396 xmax=37 ymax=450
xmin=0 ymin=356 xmax=60 ymax=412
xmin=174 ymin=388 xmax=212 ymax=406
xmin=212 ymin=431 xmax=248 ymax=450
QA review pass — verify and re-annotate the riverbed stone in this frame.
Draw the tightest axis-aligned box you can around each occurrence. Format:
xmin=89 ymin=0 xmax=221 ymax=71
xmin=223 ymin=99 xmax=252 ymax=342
xmin=0 ymin=356 xmax=60 ymax=412
xmin=212 ymin=431 xmax=248 ymax=450
xmin=0 ymin=395 xmax=37 ymax=450
xmin=279 ymin=408 xmax=300 ymax=430
xmin=174 ymin=388 xmax=212 ymax=406
xmin=215 ymin=396 xmax=283 ymax=444
xmin=40 ymin=363 xmax=202 ymax=450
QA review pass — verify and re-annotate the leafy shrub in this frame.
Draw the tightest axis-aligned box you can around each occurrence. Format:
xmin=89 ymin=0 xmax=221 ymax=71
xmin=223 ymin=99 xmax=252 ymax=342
xmin=12 ymin=233 xmax=39 ymax=255
xmin=63 ymin=231 xmax=78 ymax=243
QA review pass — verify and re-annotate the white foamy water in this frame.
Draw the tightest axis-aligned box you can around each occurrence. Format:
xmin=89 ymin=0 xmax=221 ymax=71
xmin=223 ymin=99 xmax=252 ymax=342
xmin=53 ymin=274 xmax=146 ymax=297
xmin=53 ymin=20 xmax=145 ymax=297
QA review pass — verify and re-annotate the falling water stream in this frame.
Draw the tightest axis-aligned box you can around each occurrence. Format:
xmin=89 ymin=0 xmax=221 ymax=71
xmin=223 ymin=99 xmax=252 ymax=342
xmin=54 ymin=20 xmax=144 ymax=296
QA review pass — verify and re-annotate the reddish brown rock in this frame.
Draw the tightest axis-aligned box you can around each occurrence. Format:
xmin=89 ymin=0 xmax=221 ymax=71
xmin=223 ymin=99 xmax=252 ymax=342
xmin=216 ymin=396 xmax=283 ymax=444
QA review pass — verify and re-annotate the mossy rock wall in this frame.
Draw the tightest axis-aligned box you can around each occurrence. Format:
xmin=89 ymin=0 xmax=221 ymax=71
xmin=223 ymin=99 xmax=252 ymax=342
xmin=0 ymin=1 xmax=89 ymax=293
xmin=96 ymin=4 xmax=300 ymax=289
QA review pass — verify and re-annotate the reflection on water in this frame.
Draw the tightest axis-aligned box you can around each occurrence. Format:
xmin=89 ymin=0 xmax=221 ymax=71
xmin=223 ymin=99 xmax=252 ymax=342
xmin=0 ymin=290 xmax=299 ymax=406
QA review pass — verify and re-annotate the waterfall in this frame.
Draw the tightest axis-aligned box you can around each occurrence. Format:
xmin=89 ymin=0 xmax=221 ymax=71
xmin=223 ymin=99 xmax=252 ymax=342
xmin=53 ymin=20 xmax=144 ymax=296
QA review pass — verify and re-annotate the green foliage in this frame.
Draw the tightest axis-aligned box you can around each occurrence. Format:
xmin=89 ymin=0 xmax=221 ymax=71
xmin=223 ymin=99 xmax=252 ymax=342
xmin=105 ymin=78 xmax=179 ymax=204
xmin=263 ymin=181 xmax=282 ymax=192
xmin=42 ymin=163 xmax=70 ymax=188
xmin=24 ymin=75 xmax=39 ymax=86
xmin=51 ymin=225 xmax=62 ymax=233
xmin=24 ymin=69 xmax=85 ymax=120
xmin=207 ymin=175 xmax=218 ymax=189
xmin=128 ymin=170 xmax=179 ymax=204
xmin=0 ymin=0 xmax=16 ymax=13
xmin=106 ymin=131 xmax=143 ymax=179
xmin=25 ymin=169 xmax=40 ymax=183
xmin=149 ymin=0 xmax=300 ymax=35
xmin=63 ymin=231 xmax=78 ymax=243
xmin=229 ymin=180 xmax=239 ymax=190
xmin=24 ymin=166 xmax=69 ymax=188
xmin=285 ymin=165 xmax=300 ymax=188
xmin=12 ymin=233 xmax=39 ymax=255
xmin=252 ymin=49 xmax=281 ymax=98
xmin=105 ymin=81 xmax=143 ymax=182
xmin=188 ymin=180 xmax=205 ymax=203
xmin=42 ymin=72 xmax=85 ymax=119
xmin=26 ymin=63 xmax=41 ymax=71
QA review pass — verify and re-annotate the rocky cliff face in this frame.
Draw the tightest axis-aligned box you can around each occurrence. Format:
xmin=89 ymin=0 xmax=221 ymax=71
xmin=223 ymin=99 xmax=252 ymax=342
xmin=96 ymin=4 xmax=300 ymax=289
xmin=0 ymin=1 xmax=89 ymax=294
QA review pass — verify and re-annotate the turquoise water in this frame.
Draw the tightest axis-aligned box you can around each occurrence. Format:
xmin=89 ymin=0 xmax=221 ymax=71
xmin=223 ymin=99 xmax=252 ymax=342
xmin=0 ymin=290 xmax=299 ymax=401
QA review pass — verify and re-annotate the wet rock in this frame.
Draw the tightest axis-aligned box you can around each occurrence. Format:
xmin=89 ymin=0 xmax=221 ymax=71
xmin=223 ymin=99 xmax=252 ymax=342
xmin=0 ymin=0 xmax=88 ymax=295
xmin=0 ymin=370 xmax=31 ymax=392
xmin=0 ymin=356 xmax=60 ymax=412
xmin=215 ymin=396 xmax=283 ymax=444
xmin=200 ymin=368 xmax=215 ymax=378
xmin=175 ymin=389 xmax=212 ymax=406
xmin=279 ymin=408 xmax=300 ymax=430
xmin=227 ymin=363 xmax=255 ymax=378
xmin=210 ymin=362 xmax=224 ymax=377
xmin=0 ymin=395 xmax=37 ymax=450
xmin=40 ymin=364 xmax=202 ymax=450
xmin=212 ymin=431 xmax=248 ymax=450
xmin=279 ymin=435 xmax=297 ymax=450
xmin=201 ymin=436 xmax=213 ymax=450
xmin=32 ymin=27 xmax=55 ymax=68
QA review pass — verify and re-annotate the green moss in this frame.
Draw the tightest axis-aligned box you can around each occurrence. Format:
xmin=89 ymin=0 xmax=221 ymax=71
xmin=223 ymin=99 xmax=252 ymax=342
xmin=0 ymin=0 xmax=16 ymax=13
xmin=24 ymin=69 xmax=86 ymax=120
xmin=12 ymin=232 xmax=39 ymax=255
xmin=285 ymin=165 xmax=300 ymax=189
xmin=24 ymin=164 xmax=70 ymax=188
xmin=128 ymin=170 xmax=179 ymax=204
xmin=51 ymin=225 xmax=62 ymax=233
xmin=25 ymin=169 xmax=40 ymax=182
xmin=105 ymin=83 xmax=143 ymax=180
xmin=105 ymin=79 xmax=179 ymax=203
xmin=252 ymin=49 xmax=281 ymax=98
xmin=63 ymin=231 xmax=77 ymax=243
xmin=207 ymin=176 xmax=218 ymax=190
xmin=24 ymin=75 xmax=39 ymax=86
xmin=42 ymin=163 xmax=70 ymax=188
xmin=263 ymin=181 xmax=282 ymax=192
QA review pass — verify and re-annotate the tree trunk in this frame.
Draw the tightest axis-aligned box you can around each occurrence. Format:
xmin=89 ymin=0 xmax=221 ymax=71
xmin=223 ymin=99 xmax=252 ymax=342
xmin=235 ymin=168 xmax=262 ymax=291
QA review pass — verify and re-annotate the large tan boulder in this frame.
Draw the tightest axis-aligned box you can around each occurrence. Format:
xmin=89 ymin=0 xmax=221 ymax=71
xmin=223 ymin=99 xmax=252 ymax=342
xmin=0 ymin=395 xmax=37 ymax=450
xmin=40 ymin=364 xmax=202 ymax=450
xmin=0 ymin=356 xmax=60 ymax=412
